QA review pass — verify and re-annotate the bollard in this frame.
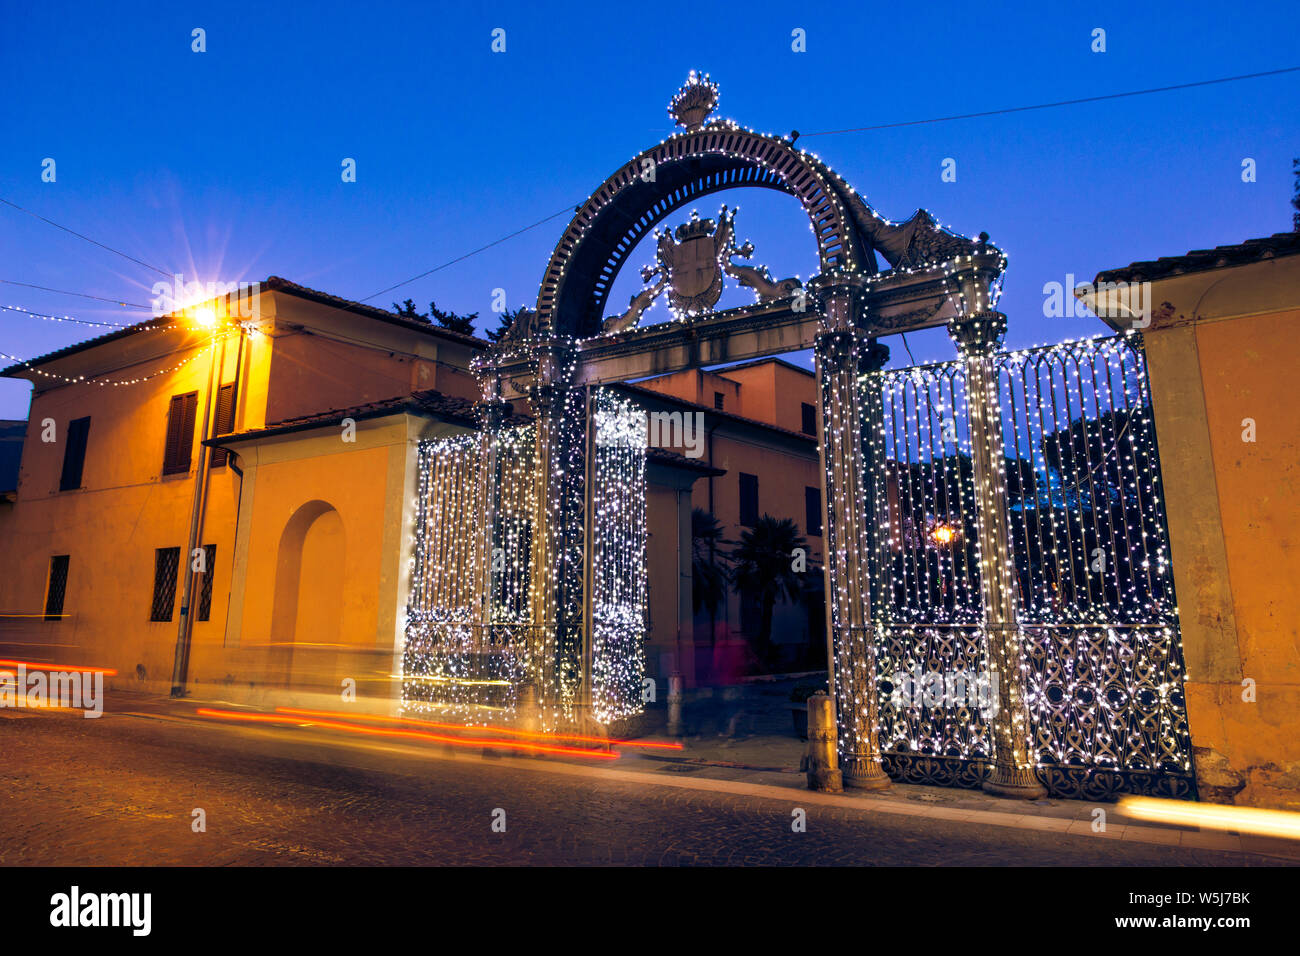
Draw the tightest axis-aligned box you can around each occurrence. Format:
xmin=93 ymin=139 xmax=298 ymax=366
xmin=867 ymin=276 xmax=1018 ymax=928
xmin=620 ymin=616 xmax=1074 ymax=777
xmin=517 ymin=682 xmax=542 ymax=735
xmin=666 ymin=671 xmax=683 ymax=737
xmin=804 ymin=692 xmax=843 ymax=792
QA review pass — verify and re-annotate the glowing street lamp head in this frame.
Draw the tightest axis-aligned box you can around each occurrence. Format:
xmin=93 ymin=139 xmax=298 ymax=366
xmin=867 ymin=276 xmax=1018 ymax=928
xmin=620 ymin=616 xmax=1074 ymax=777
xmin=930 ymin=524 xmax=956 ymax=545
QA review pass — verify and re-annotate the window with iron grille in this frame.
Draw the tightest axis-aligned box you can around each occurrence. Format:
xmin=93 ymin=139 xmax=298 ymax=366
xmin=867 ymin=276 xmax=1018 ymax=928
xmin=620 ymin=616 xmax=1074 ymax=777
xmin=44 ymin=555 xmax=70 ymax=621
xmin=805 ymin=486 xmax=822 ymax=536
xmin=739 ymin=472 xmax=759 ymax=526
xmin=150 ymin=547 xmax=181 ymax=621
xmin=162 ymin=392 xmax=198 ymax=475
xmin=801 ymin=402 xmax=817 ymax=436
xmin=59 ymin=417 xmax=91 ymax=491
xmin=197 ymin=544 xmax=217 ymax=621
xmin=209 ymin=383 xmax=236 ymax=468
xmin=714 ymin=391 xmax=724 ymax=410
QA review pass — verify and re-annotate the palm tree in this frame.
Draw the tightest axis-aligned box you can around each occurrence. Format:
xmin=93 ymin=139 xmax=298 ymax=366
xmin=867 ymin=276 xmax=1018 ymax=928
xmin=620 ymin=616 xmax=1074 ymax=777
xmin=729 ymin=515 xmax=806 ymax=667
xmin=691 ymin=508 xmax=727 ymax=646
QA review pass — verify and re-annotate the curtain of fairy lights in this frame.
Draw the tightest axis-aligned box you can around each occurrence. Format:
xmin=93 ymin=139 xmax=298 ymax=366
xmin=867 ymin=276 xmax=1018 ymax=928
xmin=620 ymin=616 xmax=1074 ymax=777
xmin=402 ymin=425 xmax=536 ymax=719
xmin=863 ymin=332 xmax=1194 ymax=799
xmin=866 ymin=359 xmax=992 ymax=789
xmin=999 ymin=333 xmax=1192 ymax=799
xmin=589 ymin=389 xmax=649 ymax=723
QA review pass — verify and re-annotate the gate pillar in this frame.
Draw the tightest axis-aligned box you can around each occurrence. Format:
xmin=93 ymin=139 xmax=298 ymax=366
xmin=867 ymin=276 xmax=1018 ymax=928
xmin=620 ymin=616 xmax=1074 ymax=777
xmin=523 ymin=342 xmax=583 ymax=724
xmin=948 ymin=311 xmax=1046 ymax=799
xmin=814 ymin=277 xmax=891 ymax=790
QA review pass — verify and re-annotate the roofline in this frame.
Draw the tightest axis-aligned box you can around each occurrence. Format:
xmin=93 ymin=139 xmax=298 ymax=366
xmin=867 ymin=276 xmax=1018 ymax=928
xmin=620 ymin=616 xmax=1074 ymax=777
xmin=1 ymin=276 xmax=488 ymax=378
xmin=611 ymin=381 xmax=818 ymax=445
xmin=1092 ymin=232 xmax=1300 ymax=286
xmin=206 ymin=396 xmax=478 ymax=446
xmin=705 ymin=356 xmax=816 ymax=379
xmin=262 ymin=276 xmax=488 ymax=349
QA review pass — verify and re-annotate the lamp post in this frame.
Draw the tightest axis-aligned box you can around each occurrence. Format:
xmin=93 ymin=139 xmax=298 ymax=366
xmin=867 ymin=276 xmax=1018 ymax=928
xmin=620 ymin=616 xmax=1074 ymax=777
xmin=169 ymin=302 xmax=226 ymax=697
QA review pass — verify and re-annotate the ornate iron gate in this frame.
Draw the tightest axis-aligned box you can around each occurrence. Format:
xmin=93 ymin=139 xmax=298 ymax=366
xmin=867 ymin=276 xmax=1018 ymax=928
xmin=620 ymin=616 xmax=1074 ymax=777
xmin=401 ymin=388 xmax=649 ymax=726
xmin=865 ymin=333 xmax=1196 ymax=799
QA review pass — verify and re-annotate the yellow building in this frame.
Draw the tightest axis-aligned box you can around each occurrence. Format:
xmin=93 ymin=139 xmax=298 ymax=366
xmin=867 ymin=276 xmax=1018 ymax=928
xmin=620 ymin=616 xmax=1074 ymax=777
xmin=1082 ymin=231 xmax=1300 ymax=808
xmin=0 ymin=278 xmax=823 ymax=706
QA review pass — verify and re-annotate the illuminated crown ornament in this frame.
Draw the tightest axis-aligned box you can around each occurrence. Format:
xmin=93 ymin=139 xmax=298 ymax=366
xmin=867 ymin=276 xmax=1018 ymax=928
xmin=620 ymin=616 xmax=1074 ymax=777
xmin=674 ymin=212 xmax=716 ymax=242
xmin=669 ymin=71 xmax=719 ymax=131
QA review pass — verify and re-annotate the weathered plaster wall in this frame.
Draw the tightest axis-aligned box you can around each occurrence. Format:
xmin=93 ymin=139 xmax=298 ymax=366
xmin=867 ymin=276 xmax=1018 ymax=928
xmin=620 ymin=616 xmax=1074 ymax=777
xmin=1142 ymin=259 xmax=1300 ymax=808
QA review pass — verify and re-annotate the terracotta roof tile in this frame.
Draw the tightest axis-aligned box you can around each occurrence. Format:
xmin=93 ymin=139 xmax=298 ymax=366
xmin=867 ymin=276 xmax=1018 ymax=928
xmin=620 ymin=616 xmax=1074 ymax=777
xmin=1094 ymin=232 xmax=1300 ymax=285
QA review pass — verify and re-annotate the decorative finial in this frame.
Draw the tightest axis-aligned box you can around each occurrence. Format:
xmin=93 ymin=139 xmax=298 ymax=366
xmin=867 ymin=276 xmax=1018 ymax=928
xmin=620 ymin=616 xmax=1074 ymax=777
xmin=669 ymin=71 xmax=719 ymax=132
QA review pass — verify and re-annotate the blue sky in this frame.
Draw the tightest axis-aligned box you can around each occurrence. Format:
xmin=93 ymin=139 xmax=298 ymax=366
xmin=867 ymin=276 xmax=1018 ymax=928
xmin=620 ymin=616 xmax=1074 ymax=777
xmin=1 ymin=0 xmax=1297 ymax=418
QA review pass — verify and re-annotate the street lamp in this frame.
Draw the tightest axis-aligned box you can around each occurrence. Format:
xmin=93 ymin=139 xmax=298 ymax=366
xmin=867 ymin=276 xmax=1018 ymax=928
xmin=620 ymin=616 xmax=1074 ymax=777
xmin=170 ymin=298 xmax=231 ymax=697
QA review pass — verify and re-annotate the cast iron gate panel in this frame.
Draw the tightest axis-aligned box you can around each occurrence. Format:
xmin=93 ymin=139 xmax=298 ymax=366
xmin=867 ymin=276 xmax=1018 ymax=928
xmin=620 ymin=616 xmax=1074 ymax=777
xmin=865 ymin=333 xmax=1196 ymax=800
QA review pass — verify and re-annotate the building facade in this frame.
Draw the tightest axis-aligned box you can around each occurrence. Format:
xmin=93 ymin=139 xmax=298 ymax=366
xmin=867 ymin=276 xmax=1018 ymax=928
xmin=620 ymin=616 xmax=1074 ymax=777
xmin=0 ymin=279 xmax=818 ymax=706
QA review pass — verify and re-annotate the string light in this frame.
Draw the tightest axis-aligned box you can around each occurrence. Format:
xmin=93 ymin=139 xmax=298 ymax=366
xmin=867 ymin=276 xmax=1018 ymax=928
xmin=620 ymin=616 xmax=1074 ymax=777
xmin=0 ymin=303 xmax=136 ymax=328
xmin=0 ymin=329 xmax=239 ymax=387
xmin=863 ymin=331 xmax=1193 ymax=799
xmin=589 ymin=389 xmax=648 ymax=723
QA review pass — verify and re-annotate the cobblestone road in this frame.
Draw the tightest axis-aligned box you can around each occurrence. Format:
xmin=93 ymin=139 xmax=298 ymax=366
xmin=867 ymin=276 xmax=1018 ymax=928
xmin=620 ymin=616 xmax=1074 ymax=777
xmin=0 ymin=707 xmax=1289 ymax=866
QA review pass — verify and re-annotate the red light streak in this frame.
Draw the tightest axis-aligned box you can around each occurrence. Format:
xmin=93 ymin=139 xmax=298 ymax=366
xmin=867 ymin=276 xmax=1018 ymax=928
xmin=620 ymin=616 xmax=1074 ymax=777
xmin=195 ymin=708 xmax=621 ymax=760
xmin=274 ymin=706 xmax=684 ymax=750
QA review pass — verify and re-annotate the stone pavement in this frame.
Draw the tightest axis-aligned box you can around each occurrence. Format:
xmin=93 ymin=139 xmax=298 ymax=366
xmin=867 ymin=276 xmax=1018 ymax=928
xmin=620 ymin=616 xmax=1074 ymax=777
xmin=0 ymin=689 xmax=1296 ymax=866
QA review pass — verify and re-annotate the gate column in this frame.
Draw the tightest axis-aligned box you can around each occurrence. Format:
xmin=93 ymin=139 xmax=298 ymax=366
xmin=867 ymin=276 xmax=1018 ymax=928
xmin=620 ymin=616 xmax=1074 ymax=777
xmin=814 ymin=278 xmax=891 ymax=790
xmin=523 ymin=342 xmax=581 ymax=725
xmin=948 ymin=310 xmax=1046 ymax=799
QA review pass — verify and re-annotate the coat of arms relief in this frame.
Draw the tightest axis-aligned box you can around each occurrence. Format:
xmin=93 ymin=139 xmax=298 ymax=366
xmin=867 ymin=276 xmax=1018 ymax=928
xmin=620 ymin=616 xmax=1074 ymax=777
xmin=603 ymin=205 xmax=803 ymax=333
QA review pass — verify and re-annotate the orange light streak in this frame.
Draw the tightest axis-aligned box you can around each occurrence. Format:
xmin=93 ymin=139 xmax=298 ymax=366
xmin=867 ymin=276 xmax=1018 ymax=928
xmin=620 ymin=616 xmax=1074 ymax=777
xmin=196 ymin=708 xmax=621 ymax=760
xmin=274 ymin=706 xmax=685 ymax=751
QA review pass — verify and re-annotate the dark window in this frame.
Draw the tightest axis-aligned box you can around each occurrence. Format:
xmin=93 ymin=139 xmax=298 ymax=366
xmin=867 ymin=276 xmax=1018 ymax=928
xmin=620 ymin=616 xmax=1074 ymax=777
xmin=59 ymin=417 xmax=91 ymax=491
xmin=44 ymin=555 xmax=70 ymax=620
xmin=739 ymin=473 xmax=759 ymax=526
xmin=150 ymin=547 xmax=181 ymax=622
xmin=801 ymin=402 xmax=817 ymax=436
xmin=713 ymin=391 xmax=724 ymax=410
xmin=209 ymin=383 xmax=237 ymax=468
xmin=162 ymin=392 xmax=199 ymax=475
xmin=197 ymin=544 xmax=217 ymax=621
xmin=806 ymin=486 xmax=823 ymax=536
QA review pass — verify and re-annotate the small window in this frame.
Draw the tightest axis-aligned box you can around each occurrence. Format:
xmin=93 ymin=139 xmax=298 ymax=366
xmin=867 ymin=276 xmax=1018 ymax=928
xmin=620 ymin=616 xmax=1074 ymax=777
xmin=714 ymin=391 xmax=724 ymax=410
xmin=44 ymin=555 xmax=70 ymax=621
xmin=209 ymin=383 xmax=237 ymax=468
xmin=739 ymin=473 xmax=759 ymax=527
xmin=805 ymin=487 xmax=823 ymax=536
xmin=150 ymin=547 xmax=181 ymax=622
xmin=59 ymin=417 xmax=91 ymax=491
xmin=162 ymin=392 xmax=199 ymax=476
xmin=801 ymin=403 xmax=817 ymax=436
xmin=197 ymin=544 xmax=218 ymax=621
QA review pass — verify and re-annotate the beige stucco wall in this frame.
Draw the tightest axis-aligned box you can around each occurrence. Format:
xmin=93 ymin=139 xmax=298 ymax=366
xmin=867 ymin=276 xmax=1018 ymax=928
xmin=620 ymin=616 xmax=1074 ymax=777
xmin=1138 ymin=256 xmax=1300 ymax=808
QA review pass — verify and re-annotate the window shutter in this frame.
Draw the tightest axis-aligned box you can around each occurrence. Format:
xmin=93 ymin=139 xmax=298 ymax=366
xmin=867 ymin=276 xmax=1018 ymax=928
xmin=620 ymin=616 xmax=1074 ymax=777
xmin=739 ymin=473 xmax=759 ymax=526
xmin=179 ymin=392 xmax=198 ymax=471
xmin=163 ymin=392 xmax=198 ymax=475
xmin=59 ymin=417 xmax=91 ymax=491
xmin=210 ymin=384 xmax=236 ymax=467
xmin=163 ymin=395 xmax=184 ymax=474
xmin=805 ymin=486 xmax=823 ymax=536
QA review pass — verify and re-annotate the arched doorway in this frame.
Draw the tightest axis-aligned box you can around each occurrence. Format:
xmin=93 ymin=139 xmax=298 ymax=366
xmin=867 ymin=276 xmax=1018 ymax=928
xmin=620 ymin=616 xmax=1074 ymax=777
xmin=269 ymin=500 xmax=344 ymax=691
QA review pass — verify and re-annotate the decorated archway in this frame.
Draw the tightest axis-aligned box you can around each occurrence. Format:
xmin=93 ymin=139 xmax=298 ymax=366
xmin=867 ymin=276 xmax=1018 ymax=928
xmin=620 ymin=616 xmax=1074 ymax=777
xmin=463 ymin=72 xmax=1034 ymax=796
xmin=403 ymin=72 xmax=1195 ymax=802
